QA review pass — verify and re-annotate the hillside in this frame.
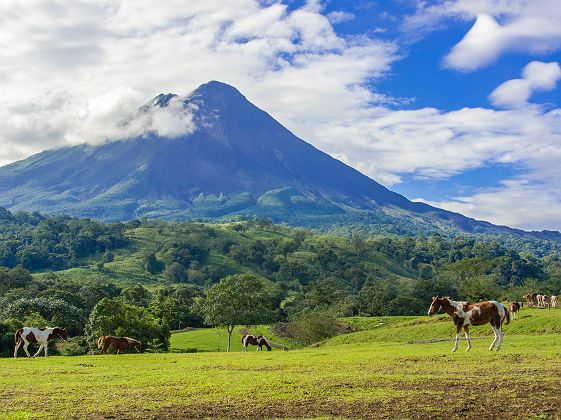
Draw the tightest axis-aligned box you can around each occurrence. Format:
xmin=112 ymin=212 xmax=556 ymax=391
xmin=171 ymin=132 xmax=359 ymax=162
xmin=167 ymin=307 xmax=561 ymax=353
xmin=1 ymin=210 xmax=560 ymax=320
xmin=1 ymin=81 xmax=559 ymax=240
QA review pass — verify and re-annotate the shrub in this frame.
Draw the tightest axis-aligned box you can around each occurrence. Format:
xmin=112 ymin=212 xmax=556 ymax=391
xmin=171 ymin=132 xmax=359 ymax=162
xmin=85 ymin=298 xmax=170 ymax=352
xmin=282 ymin=311 xmax=339 ymax=346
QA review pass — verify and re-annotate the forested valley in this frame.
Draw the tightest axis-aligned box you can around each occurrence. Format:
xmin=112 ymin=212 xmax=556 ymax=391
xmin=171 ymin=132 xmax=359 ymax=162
xmin=1 ymin=207 xmax=560 ymax=356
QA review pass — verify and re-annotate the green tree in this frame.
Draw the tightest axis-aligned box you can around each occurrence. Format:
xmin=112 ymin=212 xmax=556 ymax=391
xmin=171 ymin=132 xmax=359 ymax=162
xmin=85 ymin=298 xmax=170 ymax=352
xmin=164 ymin=262 xmax=187 ymax=283
xmin=120 ymin=284 xmax=152 ymax=308
xmin=195 ymin=274 xmax=275 ymax=352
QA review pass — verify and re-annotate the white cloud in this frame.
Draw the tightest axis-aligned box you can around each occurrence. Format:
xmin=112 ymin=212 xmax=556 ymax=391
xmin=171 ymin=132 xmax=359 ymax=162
xmin=415 ymin=179 xmax=561 ymax=231
xmin=327 ymin=11 xmax=356 ymax=24
xmin=0 ymin=0 xmax=396 ymax=163
xmin=490 ymin=61 xmax=561 ymax=108
xmin=1 ymin=0 xmax=561 ymax=230
xmin=403 ymin=0 xmax=561 ymax=71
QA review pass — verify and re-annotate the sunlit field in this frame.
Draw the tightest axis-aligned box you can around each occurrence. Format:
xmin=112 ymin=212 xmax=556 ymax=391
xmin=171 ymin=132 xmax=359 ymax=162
xmin=1 ymin=308 xmax=559 ymax=419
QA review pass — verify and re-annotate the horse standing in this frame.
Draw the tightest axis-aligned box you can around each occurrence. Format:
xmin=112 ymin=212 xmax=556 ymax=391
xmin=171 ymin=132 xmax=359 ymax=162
xmin=97 ymin=336 xmax=142 ymax=354
xmin=551 ymin=295 xmax=558 ymax=308
xmin=14 ymin=327 xmax=68 ymax=358
xmin=536 ymin=294 xmax=545 ymax=307
xmin=428 ymin=296 xmax=510 ymax=352
xmin=524 ymin=293 xmax=535 ymax=308
xmin=508 ymin=301 xmax=521 ymax=320
xmin=241 ymin=334 xmax=271 ymax=351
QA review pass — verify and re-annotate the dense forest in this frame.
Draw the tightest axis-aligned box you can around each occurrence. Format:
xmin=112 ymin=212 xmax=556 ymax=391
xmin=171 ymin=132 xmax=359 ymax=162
xmin=0 ymin=208 xmax=560 ymax=356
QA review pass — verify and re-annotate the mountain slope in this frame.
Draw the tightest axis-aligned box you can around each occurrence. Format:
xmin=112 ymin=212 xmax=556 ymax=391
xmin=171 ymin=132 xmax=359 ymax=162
xmin=0 ymin=81 xmax=557 ymax=238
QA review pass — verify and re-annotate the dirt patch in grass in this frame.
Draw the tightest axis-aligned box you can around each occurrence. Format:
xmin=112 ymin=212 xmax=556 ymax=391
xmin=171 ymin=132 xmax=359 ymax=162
xmin=81 ymin=378 xmax=561 ymax=419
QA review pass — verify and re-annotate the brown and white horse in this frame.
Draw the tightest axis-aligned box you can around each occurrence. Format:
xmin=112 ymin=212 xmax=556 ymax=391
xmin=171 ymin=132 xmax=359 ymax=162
xmin=241 ymin=334 xmax=271 ymax=351
xmin=14 ymin=327 xmax=68 ymax=358
xmin=428 ymin=296 xmax=510 ymax=352
xmin=537 ymin=294 xmax=549 ymax=308
xmin=524 ymin=293 xmax=535 ymax=308
xmin=508 ymin=301 xmax=521 ymax=320
xmin=97 ymin=336 xmax=142 ymax=354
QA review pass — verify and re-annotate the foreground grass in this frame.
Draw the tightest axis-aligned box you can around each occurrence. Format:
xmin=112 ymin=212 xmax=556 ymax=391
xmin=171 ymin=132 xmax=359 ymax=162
xmin=1 ymin=336 xmax=560 ymax=417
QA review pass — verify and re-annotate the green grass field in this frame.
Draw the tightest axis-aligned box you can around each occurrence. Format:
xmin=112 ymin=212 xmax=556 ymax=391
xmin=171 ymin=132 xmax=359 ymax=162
xmin=170 ymin=325 xmax=292 ymax=353
xmin=1 ymin=308 xmax=560 ymax=418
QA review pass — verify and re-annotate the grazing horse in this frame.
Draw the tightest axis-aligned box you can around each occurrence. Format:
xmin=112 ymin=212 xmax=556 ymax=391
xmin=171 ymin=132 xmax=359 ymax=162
xmin=524 ymin=293 xmax=535 ymax=308
xmin=14 ymin=327 xmax=68 ymax=358
xmin=551 ymin=295 xmax=558 ymax=308
xmin=97 ymin=336 xmax=142 ymax=354
xmin=428 ymin=296 xmax=510 ymax=352
xmin=241 ymin=334 xmax=271 ymax=351
xmin=508 ymin=301 xmax=521 ymax=320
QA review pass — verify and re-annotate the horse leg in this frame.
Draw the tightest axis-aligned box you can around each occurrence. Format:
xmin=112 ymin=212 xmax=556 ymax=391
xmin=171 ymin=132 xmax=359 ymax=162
xmin=23 ymin=341 xmax=32 ymax=358
xmin=32 ymin=344 xmax=43 ymax=358
xmin=44 ymin=344 xmax=49 ymax=357
xmin=14 ymin=341 xmax=21 ymax=358
xmin=257 ymin=345 xmax=262 ymax=351
xmin=452 ymin=324 xmax=461 ymax=352
xmin=489 ymin=325 xmax=499 ymax=351
xmin=463 ymin=325 xmax=472 ymax=352
xmin=495 ymin=326 xmax=504 ymax=351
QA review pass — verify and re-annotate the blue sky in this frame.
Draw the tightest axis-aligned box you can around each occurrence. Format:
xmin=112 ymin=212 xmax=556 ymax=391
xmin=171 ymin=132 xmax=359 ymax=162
xmin=1 ymin=0 xmax=561 ymax=230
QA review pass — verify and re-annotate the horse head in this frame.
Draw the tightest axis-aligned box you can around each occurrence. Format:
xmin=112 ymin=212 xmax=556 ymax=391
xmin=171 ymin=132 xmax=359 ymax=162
xmin=428 ymin=296 xmax=444 ymax=316
xmin=53 ymin=327 xmax=68 ymax=341
xmin=135 ymin=340 xmax=142 ymax=353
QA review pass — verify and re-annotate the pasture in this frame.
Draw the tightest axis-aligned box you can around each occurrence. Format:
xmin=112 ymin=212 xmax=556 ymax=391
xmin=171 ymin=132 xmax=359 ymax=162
xmin=1 ymin=309 xmax=560 ymax=419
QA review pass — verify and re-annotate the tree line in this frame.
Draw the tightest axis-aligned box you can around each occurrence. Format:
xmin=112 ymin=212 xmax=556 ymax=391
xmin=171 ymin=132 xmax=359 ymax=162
xmin=1 ymin=213 xmax=560 ymax=355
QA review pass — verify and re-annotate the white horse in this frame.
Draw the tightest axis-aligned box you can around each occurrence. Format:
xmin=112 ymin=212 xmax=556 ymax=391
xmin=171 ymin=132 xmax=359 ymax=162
xmin=14 ymin=327 xmax=68 ymax=358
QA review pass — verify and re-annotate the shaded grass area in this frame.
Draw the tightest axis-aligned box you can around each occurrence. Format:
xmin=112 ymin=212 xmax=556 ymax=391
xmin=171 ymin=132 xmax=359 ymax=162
xmin=1 ymin=334 xmax=560 ymax=419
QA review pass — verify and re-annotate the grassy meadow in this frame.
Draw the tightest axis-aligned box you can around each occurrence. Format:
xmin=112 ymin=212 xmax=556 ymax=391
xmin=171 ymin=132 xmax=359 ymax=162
xmin=1 ymin=307 xmax=560 ymax=419
xmin=169 ymin=325 xmax=292 ymax=353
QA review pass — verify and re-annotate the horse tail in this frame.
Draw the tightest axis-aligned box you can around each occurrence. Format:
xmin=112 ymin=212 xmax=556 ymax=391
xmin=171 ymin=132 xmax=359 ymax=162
xmin=14 ymin=328 xmax=23 ymax=344
xmin=503 ymin=305 xmax=510 ymax=325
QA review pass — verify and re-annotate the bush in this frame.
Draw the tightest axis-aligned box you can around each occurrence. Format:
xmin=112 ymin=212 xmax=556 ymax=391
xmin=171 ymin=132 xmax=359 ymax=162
xmin=281 ymin=311 xmax=339 ymax=346
xmin=0 ymin=318 xmax=20 ymax=357
xmin=85 ymin=298 xmax=170 ymax=352
xmin=0 ymin=298 xmax=85 ymax=335
xmin=56 ymin=336 xmax=89 ymax=356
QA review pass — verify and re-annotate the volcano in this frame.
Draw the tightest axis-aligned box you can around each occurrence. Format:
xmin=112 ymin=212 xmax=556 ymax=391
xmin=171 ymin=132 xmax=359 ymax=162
xmin=0 ymin=81 xmax=553 ymax=238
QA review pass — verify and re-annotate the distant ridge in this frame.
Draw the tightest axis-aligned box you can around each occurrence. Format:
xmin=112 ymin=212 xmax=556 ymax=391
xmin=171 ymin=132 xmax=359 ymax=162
xmin=0 ymin=81 xmax=559 ymax=240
